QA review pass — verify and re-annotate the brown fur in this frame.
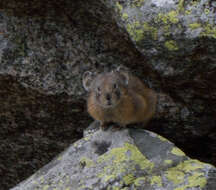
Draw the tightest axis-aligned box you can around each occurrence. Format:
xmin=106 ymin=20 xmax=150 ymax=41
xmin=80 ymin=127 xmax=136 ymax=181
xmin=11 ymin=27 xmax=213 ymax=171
xmin=85 ymin=70 xmax=157 ymax=130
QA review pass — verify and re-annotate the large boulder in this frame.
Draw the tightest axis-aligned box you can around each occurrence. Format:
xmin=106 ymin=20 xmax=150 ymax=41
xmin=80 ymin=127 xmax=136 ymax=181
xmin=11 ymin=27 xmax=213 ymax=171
xmin=0 ymin=1 xmax=136 ymax=188
xmin=0 ymin=0 xmax=215 ymax=189
xmin=12 ymin=123 xmax=216 ymax=190
xmin=98 ymin=0 xmax=216 ymax=134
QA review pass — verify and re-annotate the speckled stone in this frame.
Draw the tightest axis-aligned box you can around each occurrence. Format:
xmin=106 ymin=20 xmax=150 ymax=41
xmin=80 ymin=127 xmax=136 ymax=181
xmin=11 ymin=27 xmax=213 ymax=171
xmin=11 ymin=125 xmax=216 ymax=190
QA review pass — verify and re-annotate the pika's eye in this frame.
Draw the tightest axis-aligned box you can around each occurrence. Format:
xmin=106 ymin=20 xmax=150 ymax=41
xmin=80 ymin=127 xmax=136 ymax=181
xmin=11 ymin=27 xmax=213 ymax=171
xmin=113 ymin=83 xmax=118 ymax=89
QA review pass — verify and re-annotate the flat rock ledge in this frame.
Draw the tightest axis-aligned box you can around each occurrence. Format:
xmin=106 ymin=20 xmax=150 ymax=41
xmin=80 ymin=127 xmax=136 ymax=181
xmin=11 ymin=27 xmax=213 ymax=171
xmin=12 ymin=123 xmax=216 ymax=190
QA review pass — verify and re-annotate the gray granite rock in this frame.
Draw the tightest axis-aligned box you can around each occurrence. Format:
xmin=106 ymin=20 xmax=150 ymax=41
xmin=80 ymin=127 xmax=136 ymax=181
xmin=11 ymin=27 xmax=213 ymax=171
xmin=98 ymin=0 xmax=216 ymax=159
xmin=0 ymin=0 xmax=216 ymax=189
xmin=11 ymin=123 xmax=216 ymax=190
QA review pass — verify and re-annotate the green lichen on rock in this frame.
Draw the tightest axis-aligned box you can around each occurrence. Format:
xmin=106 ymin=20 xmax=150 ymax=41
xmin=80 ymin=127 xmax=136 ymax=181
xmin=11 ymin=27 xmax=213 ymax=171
xmin=164 ymin=159 xmax=173 ymax=165
xmin=177 ymin=0 xmax=185 ymax=12
xmin=185 ymin=10 xmax=192 ymax=15
xmin=167 ymin=11 xmax=179 ymax=24
xmin=171 ymin=147 xmax=185 ymax=156
xmin=187 ymin=172 xmax=207 ymax=187
xmin=174 ymin=172 xmax=207 ymax=190
xmin=132 ymin=0 xmax=145 ymax=8
xmin=126 ymin=20 xmax=159 ymax=42
xmin=143 ymin=23 xmax=158 ymax=40
xmin=98 ymin=142 xmax=154 ymax=169
xmin=204 ymin=8 xmax=210 ymax=15
xmin=189 ymin=23 xmax=201 ymax=30
xmin=97 ymin=143 xmax=154 ymax=185
xmin=157 ymin=11 xmax=179 ymax=24
xmin=166 ymin=159 xmax=208 ymax=189
xmin=12 ymin=127 xmax=216 ymax=190
xmin=174 ymin=159 xmax=206 ymax=172
xmin=134 ymin=177 xmax=146 ymax=186
xmin=163 ymin=25 xmax=171 ymax=36
xmin=164 ymin=40 xmax=179 ymax=51
xmin=116 ymin=2 xmax=123 ymax=12
xmin=126 ymin=21 xmax=144 ymax=42
xmin=157 ymin=134 xmax=168 ymax=142
xmin=201 ymin=24 xmax=216 ymax=39
xmin=122 ymin=13 xmax=128 ymax=20
xmin=123 ymin=174 xmax=135 ymax=185
xmin=150 ymin=175 xmax=162 ymax=187
xmin=166 ymin=170 xmax=185 ymax=185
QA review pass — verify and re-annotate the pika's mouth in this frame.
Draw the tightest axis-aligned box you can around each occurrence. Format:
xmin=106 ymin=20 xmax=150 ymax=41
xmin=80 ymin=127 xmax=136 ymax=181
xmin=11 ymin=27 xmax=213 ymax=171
xmin=107 ymin=101 xmax=112 ymax=106
xmin=103 ymin=101 xmax=113 ymax=108
xmin=100 ymin=100 xmax=121 ymax=108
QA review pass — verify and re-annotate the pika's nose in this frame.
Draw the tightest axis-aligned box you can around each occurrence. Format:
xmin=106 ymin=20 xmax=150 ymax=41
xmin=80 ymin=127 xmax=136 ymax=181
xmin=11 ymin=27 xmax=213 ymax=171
xmin=106 ymin=93 xmax=111 ymax=101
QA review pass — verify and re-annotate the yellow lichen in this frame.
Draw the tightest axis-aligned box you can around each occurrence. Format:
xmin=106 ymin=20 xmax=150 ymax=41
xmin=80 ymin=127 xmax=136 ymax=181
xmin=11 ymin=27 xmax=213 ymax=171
xmin=116 ymin=2 xmax=123 ymax=12
xmin=177 ymin=0 xmax=185 ymax=12
xmin=185 ymin=10 xmax=191 ymax=15
xmin=123 ymin=174 xmax=135 ymax=185
xmin=83 ymin=135 xmax=91 ymax=141
xmin=201 ymin=24 xmax=216 ymax=39
xmin=204 ymin=8 xmax=210 ymax=15
xmin=167 ymin=11 xmax=179 ymax=24
xmin=189 ymin=23 xmax=201 ymax=30
xmin=104 ymin=175 xmax=115 ymax=182
xmin=42 ymin=185 xmax=49 ymax=190
xmin=171 ymin=147 xmax=185 ymax=156
xmin=157 ymin=11 xmax=179 ymax=24
xmin=157 ymin=135 xmax=168 ymax=142
xmin=188 ymin=172 xmax=206 ymax=187
xmin=97 ymin=143 xmax=154 ymax=183
xmin=174 ymin=172 xmax=207 ymax=190
xmin=126 ymin=21 xmax=144 ymax=42
xmin=167 ymin=159 xmax=208 ymax=189
xmin=163 ymin=25 xmax=171 ymax=36
xmin=174 ymin=160 xmax=205 ymax=173
xmin=40 ymin=176 xmax=44 ymax=183
xmin=133 ymin=0 xmax=145 ymax=7
xmin=143 ymin=23 xmax=158 ymax=40
xmin=164 ymin=40 xmax=179 ymax=51
xmin=191 ymin=1 xmax=198 ymax=7
xmin=134 ymin=177 xmax=146 ymax=186
xmin=134 ymin=29 xmax=145 ymax=42
xmin=164 ymin=160 xmax=173 ymax=165
xmin=166 ymin=170 xmax=185 ymax=185
xmin=122 ymin=13 xmax=128 ymax=20
xmin=150 ymin=176 xmax=162 ymax=187
xmin=174 ymin=187 xmax=185 ymax=190
xmin=113 ymin=187 xmax=120 ymax=190
xmin=126 ymin=20 xmax=158 ymax=41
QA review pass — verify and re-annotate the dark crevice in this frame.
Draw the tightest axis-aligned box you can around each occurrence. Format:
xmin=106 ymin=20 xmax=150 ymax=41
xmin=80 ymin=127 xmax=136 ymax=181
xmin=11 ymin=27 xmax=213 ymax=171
xmin=0 ymin=75 xmax=88 ymax=189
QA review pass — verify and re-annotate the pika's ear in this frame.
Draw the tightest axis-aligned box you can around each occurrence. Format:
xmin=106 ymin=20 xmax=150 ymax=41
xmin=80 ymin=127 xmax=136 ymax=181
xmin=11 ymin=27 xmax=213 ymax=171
xmin=82 ymin=71 xmax=94 ymax=91
xmin=116 ymin=66 xmax=129 ymax=85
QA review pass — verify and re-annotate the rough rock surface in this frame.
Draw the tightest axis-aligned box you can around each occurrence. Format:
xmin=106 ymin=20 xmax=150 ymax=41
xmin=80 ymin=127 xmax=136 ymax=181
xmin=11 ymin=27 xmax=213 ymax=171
xmin=0 ymin=1 xmax=142 ymax=188
xmin=99 ymin=0 xmax=216 ymax=155
xmin=0 ymin=0 xmax=216 ymax=189
xmin=12 ymin=123 xmax=216 ymax=190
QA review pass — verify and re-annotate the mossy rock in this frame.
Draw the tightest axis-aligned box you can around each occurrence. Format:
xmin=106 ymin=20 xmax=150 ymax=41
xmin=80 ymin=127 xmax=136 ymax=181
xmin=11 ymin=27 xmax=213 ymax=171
xmin=12 ymin=123 xmax=216 ymax=190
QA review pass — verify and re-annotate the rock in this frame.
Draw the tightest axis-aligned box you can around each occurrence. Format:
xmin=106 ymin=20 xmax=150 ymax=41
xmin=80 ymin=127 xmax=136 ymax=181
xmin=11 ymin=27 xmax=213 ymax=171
xmin=0 ymin=1 xmax=141 ymax=188
xmin=0 ymin=0 xmax=216 ymax=189
xmin=98 ymin=0 xmax=216 ymax=157
xmin=11 ymin=123 xmax=216 ymax=190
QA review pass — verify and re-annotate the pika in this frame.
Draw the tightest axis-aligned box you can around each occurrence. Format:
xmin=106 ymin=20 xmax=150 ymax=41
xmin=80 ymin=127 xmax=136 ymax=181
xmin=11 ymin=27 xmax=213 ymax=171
xmin=82 ymin=67 xmax=157 ymax=130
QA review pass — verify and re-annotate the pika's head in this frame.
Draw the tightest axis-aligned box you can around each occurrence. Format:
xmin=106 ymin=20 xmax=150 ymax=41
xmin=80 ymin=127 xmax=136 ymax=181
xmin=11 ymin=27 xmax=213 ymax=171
xmin=82 ymin=67 xmax=129 ymax=108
